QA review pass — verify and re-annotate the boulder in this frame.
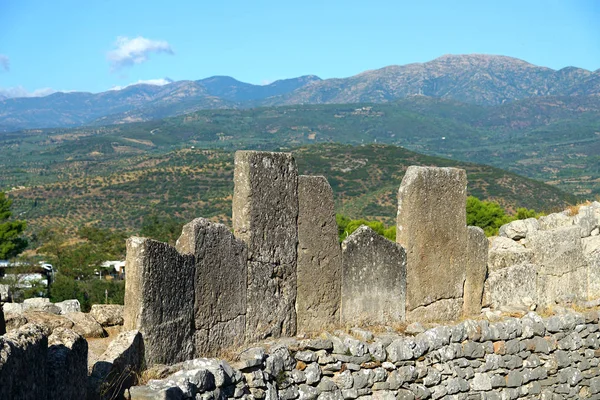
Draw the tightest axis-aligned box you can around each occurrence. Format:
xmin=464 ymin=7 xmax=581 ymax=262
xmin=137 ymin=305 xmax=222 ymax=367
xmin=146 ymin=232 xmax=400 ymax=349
xmin=66 ymin=311 xmax=106 ymax=338
xmin=463 ymin=226 xmax=488 ymax=315
xmin=23 ymin=298 xmax=61 ymax=314
xmin=4 ymin=312 xmax=27 ymax=331
xmin=90 ymin=304 xmax=124 ymax=327
xmin=488 ymin=237 xmax=534 ymax=272
xmin=583 ymin=236 xmax=600 ymax=257
xmin=2 ymin=302 xmax=23 ymax=314
xmin=22 ymin=311 xmax=74 ymax=333
xmin=47 ymin=327 xmax=88 ymax=400
xmin=232 ymin=151 xmax=299 ymax=342
xmin=483 ymin=264 xmax=537 ymax=309
xmin=538 ymin=212 xmax=573 ymax=231
xmin=396 ymin=166 xmax=468 ymax=322
xmin=341 ymin=225 xmax=406 ymax=325
xmin=499 ymin=218 xmax=539 ymax=240
xmin=0 ymin=284 xmax=10 ymax=302
xmin=176 ymin=217 xmax=247 ymax=358
xmin=89 ymin=330 xmax=145 ymax=400
xmin=574 ymin=205 xmax=599 ymax=238
xmin=55 ymin=299 xmax=81 ymax=315
xmin=296 ymin=175 xmax=342 ymax=332
xmin=0 ymin=323 xmax=48 ymax=400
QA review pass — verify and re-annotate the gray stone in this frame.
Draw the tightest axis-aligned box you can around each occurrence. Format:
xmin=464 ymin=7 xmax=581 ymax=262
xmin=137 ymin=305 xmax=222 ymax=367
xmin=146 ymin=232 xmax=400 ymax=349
xmin=464 ymin=226 xmax=488 ymax=315
xmin=233 ymin=150 xmax=299 ymax=341
xmin=299 ymin=384 xmax=319 ymax=400
xmin=387 ymin=338 xmax=414 ymax=362
xmin=482 ymin=263 xmax=537 ymax=309
xmin=65 ymin=311 xmax=105 ymax=338
xmin=487 ymin=237 xmax=534 ymax=272
xmin=0 ymin=301 xmax=4 ymax=335
xmin=47 ymin=327 xmax=88 ymax=400
xmin=296 ymin=175 xmax=342 ymax=332
xmin=538 ymin=211 xmax=573 ymax=231
xmin=471 ymin=373 xmax=492 ymax=391
xmin=0 ymin=323 xmax=48 ymax=400
xmin=341 ymin=225 xmax=406 ymax=325
xmin=176 ymin=217 xmax=247 ymax=357
xmin=396 ymin=389 xmax=416 ymax=400
xmin=574 ymin=205 xmax=599 ymax=238
xmin=90 ymin=304 xmax=124 ymax=327
xmin=305 ymin=362 xmax=321 ymax=385
xmin=22 ymin=310 xmax=74 ymax=333
xmin=54 ymin=299 xmax=81 ymax=315
xmin=2 ymin=301 xmax=23 ymax=314
xmin=124 ymin=237 xmax=195 ymax=365
xmin=525 ymin=226 xmax=588 ymax=305
xmin=396 ymin=166 xmax=467 ymax=322
xmin=585 ymin=241 xmax=600 ymax=300
xmin=3 ymin=311 xmax=26 ymax=331
xmin=499 ymin=218 xmax=539 ymax=240
xmin=89 ymin=330 xmax=144 ymax=400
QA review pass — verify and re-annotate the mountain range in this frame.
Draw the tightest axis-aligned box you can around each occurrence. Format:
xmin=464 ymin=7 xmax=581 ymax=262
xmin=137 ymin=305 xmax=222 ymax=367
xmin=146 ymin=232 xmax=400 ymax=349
xmin=1 ymin=54 xmax=599 ymax=132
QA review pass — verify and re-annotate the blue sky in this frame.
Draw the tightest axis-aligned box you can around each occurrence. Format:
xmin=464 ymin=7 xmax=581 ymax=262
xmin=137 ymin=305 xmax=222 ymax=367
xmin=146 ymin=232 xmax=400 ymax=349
xmin=0 ymin=0 xmax=598 ymax=97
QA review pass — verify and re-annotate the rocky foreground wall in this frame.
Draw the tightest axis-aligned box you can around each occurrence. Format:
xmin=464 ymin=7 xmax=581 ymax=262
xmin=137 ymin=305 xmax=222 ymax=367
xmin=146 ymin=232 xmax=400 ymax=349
xmin=129 ymin=309 xmax=600 ymax=400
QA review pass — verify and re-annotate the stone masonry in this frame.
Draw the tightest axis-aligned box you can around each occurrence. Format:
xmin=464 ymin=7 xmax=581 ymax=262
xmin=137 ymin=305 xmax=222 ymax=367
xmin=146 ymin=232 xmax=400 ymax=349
xmin=463 ymin=226 xmax=488 ymax=316
xmin=123 ymin=237 xmax=195 ymax=365
xmin=397 ymin=166 xmax=468 ymax=322
xmin=296 ymin=175 xmax=342 ymax=332
xmin=176 ymin=218 xmax=248 ymax=357
xmin=341 ymin=225 xmax=406 ymax=325
xmin=232 ymin=151 xmax=299 ymax=342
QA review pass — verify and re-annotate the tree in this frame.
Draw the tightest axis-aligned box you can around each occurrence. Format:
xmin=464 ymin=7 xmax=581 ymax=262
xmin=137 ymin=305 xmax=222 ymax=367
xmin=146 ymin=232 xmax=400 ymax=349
xmin=0 ymin=192 xmax=27 ymax=259
xmin=466 ymin=196 xmax=513 ymax=236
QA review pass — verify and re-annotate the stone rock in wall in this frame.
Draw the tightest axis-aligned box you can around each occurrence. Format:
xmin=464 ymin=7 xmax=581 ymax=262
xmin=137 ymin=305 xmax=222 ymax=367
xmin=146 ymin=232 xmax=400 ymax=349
xmin=463 ymin=226 xmax=488 ymax=316
xmin=55 ymin=299 xmax=81 ymax=315
xmin=538 ymin=211 xmax=573 ymax=231
xmin=488 ymin=237 xmax=534 ymax=272
xmin=22 ymin=311 xmax=74 ymax=333
xmin=65 ymin=311 xmax=106 ymax=338
xmin=583 ymin=236 xmax=600 ymax=257
xmin=47 ymin=327 xmax=88 ymax=400
xmin=23 ymin=297 xmax=61 ymax=314
xmin=90 ymin=304 xmax=124 ymax=327
xmin=499 ymin=218 xmax=539 ymax=240
xmin=583 ymin=235 xmax=600 ymax=300
xmin=176 ymin=218 xmax=247 ymax=358
xmin=525 ymin=226 xmax=588 ymax=305
xmin=0 ymin=323 xmax=48 ymax=400
xmin=3 ymin=302 xmax=23 ymax=314
xmin=574 ymin=204 xmax=600 ymax=238
xmin=232 ymin=151 xmax=298 ymax=342
xmin=124 ymin=237 xmax=195 ymax=365
xmin=89 ymin=330 xmax=145 ymax=400
xmin=341 ymin=226 xmax=406 ymax=324
xmin=482 ymin=264 xmax=537 ymax=309
xmin=396 ymin=166 xmax=467 ymax=322
xmin=296 ymin=175 xmax=342 ymax=332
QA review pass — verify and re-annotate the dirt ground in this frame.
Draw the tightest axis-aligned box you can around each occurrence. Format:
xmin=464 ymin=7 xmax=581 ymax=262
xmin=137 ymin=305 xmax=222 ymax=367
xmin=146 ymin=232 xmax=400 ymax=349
xmin=87 ymin=325 xmax=123 ymax=372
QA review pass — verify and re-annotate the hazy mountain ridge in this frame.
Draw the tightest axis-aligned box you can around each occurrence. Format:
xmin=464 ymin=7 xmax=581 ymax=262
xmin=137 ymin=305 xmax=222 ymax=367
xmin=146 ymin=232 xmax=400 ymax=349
xmin=1 ymin=54 xmax=598 ymax=131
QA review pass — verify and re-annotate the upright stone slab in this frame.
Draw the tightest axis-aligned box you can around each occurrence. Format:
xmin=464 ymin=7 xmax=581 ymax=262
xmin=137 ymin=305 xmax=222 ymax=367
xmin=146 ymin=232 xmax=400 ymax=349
xmin=525 ymin=226 xmax=588 ymax=305
xmin=47 ymin=327 xmax=88 ymax=400
xmin=296 ymin=175 xmax=342 ymax=332
xmin=176 ymin=218 xmax=247 ymax=357
xmin=0 ymin=323 xmax=48 ymax=400
xmin=341 ymin=226 xmax=406 ymax=325
xmin=463 ymin=226 xmax=488 ymax=316
xmin=0 ymin=300 xmax=5 ymax=335
xmin=396 ymin=166 xmax=468 ymax=322
xmin=232 ymin=151 xmax=298 ymax=342
xmin=124 ymin=237 xmax=195 ymax=365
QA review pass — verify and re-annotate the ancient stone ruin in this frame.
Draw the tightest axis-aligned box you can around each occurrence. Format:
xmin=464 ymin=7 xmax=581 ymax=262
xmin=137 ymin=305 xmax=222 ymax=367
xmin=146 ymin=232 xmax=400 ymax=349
xmin=2 ymin=149 xmax=600 ymax=399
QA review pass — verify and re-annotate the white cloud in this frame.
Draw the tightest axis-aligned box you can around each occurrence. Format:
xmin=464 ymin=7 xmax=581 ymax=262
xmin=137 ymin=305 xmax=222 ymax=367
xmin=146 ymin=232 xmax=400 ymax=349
xmin=0 ymin=86 xmax=72 ymax=99
xmin=0 ymin=54 xmax=9 ymax=72
xmin=109 ymin=77 xmax=174 ymax=91
xmin=107 ymin=36 xmax=174 ymax=71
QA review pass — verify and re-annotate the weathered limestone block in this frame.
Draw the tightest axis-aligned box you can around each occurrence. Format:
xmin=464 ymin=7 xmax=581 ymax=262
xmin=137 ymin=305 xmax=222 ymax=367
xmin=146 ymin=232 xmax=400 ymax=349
xmin=3 ymin=302 xmax=23 ymax=314
xmin=176 ymin=218 xmax=247 ymax=357
xmin=396 ymin=166 xmax=467 ymax=322
xmin=488 ymin=237 xmax=534 ymax=272
xmin=482 ymin=264 xmax=537 ymax=309
xmin=463 ymin=226 xmax=488 ymax=316
xmin=232 ymin=151 xmax=298 ymax=342
xmin=4 ymin=312 xmax=27 ymax=332
xmin=583 ymin=236 xmax=600 ymax=300
xmin=90 ymin=304 xmax=124 ymax=327
xmin=574 ymin=205 xmax=600 ymax=238
xmin=499 ymin=218 xmax=539 ymax=240
xmin=89 ymin=330 xmax=145 ymax=400
xmin=47 ymin=327 xmax=88 ymax=400
xmin=23 ymin=297 xmax=61 ymax=314
xmin=525 ymin=226 xmax=588 ymax=305
xmin=0 ymin=323 xmax=48 ymax=400
xmin=124 ymin=237 xmax=195 ymax=365
xmin=341 ymin=226 xmax=406 ymax=325
xmin=66 ymin=311 xmax=106 ymax=338
xmin=296 ymin=175 xmax=342 ymax=332
xmin=55 ymin=299 xmax=81 ymax=315
xmin=22 ymin=311 xmax=74 ymax=333
xmin=538 ymin=212 xmax=573 ymax=231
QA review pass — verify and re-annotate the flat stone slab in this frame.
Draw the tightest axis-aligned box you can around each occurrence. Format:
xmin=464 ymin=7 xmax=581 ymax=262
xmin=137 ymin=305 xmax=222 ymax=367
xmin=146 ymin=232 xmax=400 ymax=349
xmin=341 ymin=225 xmax=406 ymax=325
xmin=124 ymin=237 xmax=195 ymax=365
xmin=483 ymin=264 xmax=537 ymax=309
xmin=176 ymin=218 xmax=247 ymax=357
xmin=396 ymin=166 xmax=468 ymax=321
xmin=297 ymin=175 xmax=342 ymax=332
xmin=232 ymin=151 xmax=299 ymax=342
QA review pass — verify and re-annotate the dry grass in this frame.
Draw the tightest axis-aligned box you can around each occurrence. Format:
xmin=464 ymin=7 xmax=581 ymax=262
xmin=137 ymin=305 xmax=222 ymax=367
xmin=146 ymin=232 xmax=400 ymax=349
xmin=565 ymin=200 xmax=592 ymax=216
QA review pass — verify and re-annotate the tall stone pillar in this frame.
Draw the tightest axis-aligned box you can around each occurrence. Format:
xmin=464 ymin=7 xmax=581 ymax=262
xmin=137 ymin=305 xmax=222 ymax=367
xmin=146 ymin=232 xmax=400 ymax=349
xmin=297 ymin=175 xmax=342 ymax=332
xmin=396 ymin=166 xmax=468 ymax=322
xmin=233 ymin=151 xmax=299 ymax=342
xmin=463 ymin=226 xmax=488 ymax=316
